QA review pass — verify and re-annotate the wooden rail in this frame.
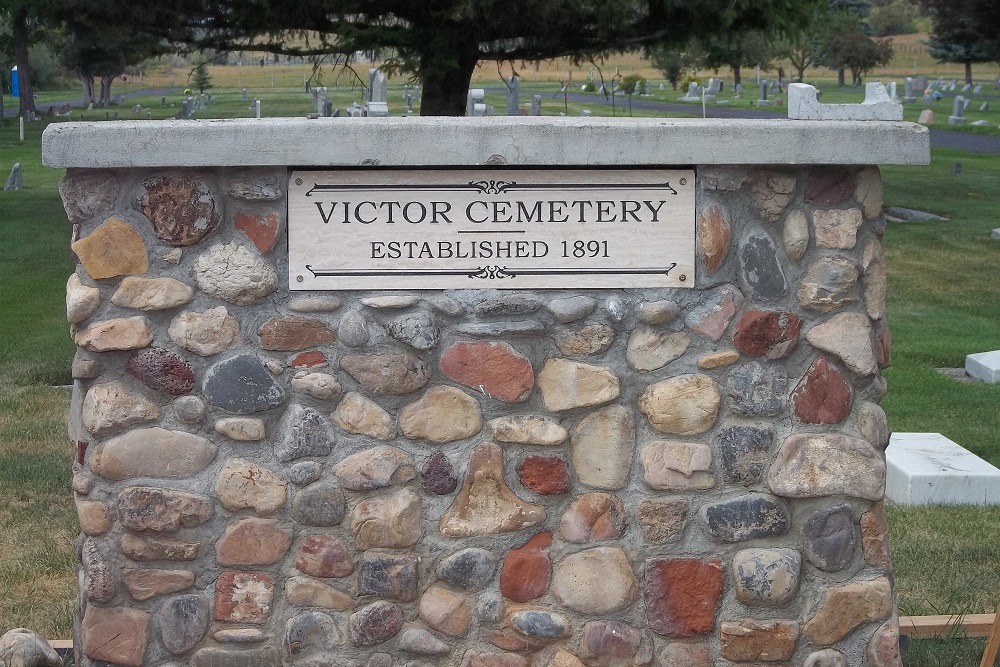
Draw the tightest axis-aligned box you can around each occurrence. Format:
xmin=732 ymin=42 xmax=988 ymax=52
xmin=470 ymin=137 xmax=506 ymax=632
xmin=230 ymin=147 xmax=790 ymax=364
xmin=900 ymin=613 xmax=997 ymax=639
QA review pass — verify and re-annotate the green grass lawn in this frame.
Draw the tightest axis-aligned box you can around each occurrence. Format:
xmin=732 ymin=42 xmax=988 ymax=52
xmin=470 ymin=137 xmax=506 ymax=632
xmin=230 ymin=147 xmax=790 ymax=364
xmin=1 ymin=102 xmax=998 ymax=665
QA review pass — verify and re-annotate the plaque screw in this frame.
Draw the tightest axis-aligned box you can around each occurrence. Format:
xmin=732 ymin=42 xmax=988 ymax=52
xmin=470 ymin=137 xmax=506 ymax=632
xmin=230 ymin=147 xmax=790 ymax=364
xmin=679 ymin=274 xmax=687 ymax=282
xmin=296 ymin=275 xmax=304 ymax=282
xmin=679 ymin=178 xmax=687 ymax=186
xmin=295 ymin=178 xmax=303 ymax=186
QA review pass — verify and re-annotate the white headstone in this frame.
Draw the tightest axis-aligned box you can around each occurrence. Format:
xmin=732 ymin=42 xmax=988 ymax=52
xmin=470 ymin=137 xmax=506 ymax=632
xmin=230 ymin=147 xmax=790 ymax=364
xmin=886 ymin=432 xmax=1000 ymax=505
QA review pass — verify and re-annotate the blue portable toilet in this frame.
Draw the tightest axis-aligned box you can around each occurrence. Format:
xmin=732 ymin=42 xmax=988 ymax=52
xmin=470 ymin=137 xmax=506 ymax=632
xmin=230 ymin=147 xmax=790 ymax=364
xmin=11 ymin=66 xmax=19 ymax=97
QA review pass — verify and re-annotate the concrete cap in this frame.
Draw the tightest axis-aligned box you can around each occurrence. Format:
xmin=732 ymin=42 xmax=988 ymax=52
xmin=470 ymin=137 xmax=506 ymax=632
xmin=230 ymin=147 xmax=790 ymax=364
xmin=42 ymin=117 xmax=930 ymax=169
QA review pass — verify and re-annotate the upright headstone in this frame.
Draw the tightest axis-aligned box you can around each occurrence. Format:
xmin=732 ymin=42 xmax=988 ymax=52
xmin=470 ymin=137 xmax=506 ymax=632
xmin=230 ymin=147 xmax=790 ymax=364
xmin=365 ymin=101 xmax=389 ymax=117
xmin=903 ymin=77 xmax=915 ymax=103
xmin=530 ymin=94 xmax=542 ymax=116
xmin=915 ymin=76 xmax=928 ymax=93
xmin=161 ymin=96 xmax=166 ymax=108
xmin=961 ymin=83 xmax=971 ymax=93
xmin=241 ymin=88 xmax=247 ymax=102
xmin=467 ymin=89 xmax=486 ymax=116
xmin=679 ymin=82 xmax=701 ymax=101
xmin=972 ymin=84 xmax=982 ymax=95
xmin=505 ymin=76 xmax=520 ymax=116
xmin=4 ymin=162 xmax=22 ymax=191
xmin=948 ymin=96 xmax=968 ymax=125
xmin=371 ymin=71 xmax=388 ymax=104
xmin=980 ymin=102 xmax=989 ymax=112
xmin=347 ymin=101 xmax=364 ymax=117
xmin=255 ymin=100 xmax=261 ymax=119
xmin=917 ymin=109 xmax=934 ymax=124
xmin=888 ymin=81 xmax=898 ymax=103
xmin=754 ymin=80 xmax=769 ymax=106
xmin=472 ymin=103 xmax=488 ymax=117
xmin=180 ymin=101 xmax=189 ymax=117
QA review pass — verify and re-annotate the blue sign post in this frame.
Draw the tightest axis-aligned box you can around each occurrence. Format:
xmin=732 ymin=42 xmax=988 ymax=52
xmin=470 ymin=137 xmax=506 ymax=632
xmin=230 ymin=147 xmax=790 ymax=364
xmin=11 ymin=66 xmax=19 ymax=98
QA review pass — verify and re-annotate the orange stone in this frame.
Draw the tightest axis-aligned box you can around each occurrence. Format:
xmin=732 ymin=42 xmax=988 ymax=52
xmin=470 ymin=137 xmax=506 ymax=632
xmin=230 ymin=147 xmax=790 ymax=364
xmin=288 ymin=350 xmax=328 ymax=368
xmin=259 ymin=316 xmax=334 ymax=351
xmin=518 ymin=456 xmax=570 ymax=495
xmin=234 ymin=211 xmax=280 ymax=254
xmin=499 ymin=531 xmax=552 ymax=603
xmin=720 ymin=619 xmax=799 ymax=661
xmin=72 ymin=217 xmax=149 ymax=280
xmin=644 ymin=558 xmax=724 ymax=637
xmin=861 ymin=502 xmax=892 ymax=568
xmin=439 ymin=340 xmax=534 ymax=403
xmin=82 ymin=605 xmax=149 ymax=666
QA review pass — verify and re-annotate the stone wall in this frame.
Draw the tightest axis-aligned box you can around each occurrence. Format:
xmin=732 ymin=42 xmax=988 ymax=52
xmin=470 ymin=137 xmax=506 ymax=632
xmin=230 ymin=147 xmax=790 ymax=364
xmin=62 ymin=163 xmax=899 ymax=667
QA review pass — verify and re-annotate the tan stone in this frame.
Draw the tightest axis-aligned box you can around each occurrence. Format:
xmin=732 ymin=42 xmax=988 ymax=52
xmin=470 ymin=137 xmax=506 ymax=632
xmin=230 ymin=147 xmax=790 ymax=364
xmin=769 ymin=432 xmax=885 ymax=501
xmin=76 ymin=496 xmax=111 ymax=536
xmin=638 ymin=374 xmax=720 ymax=435
xmin=863 ymin=240 xmax=888 ymax=320
xmin=122 ymin=568 xmax=195 ymax=601
xmin=559 ymin=492 xmax=627 ymax=543
xmin=570 ymin=405 xmax=634 ymax=490
xmin=399 ymin=386 xmax=483 ymax=443
xmin=855 ymin=166 xmax=884 ymax=220
xmin=547 ymin=648 xmax=585 ymax=667
xmin=82 ymin=380 xmax=160 ymax=435
xmin=82 ymin=605 xmax=149 ymax=666
xmin=797 ymin=256 xmax=860 ymax=312
xmin=286 ymin=575 xmax=353 ymax=610
xmin=555 ymin=324 xmax=615 ymax=356
xmin=214 ymin=417 xmax=266 ymax=441
xmin=814 ymin=208 xmax=864 ymax=249
xmin=627 ymin=327 xmax=690 ymax=371
xmin=806 ymin=312 xmax=877 ymax=376
xmin=117 ymin=486 xmax=213 ymax=532
xmin=637 ymin=499 xmax=688 ymax=543
xmin=698 ymin=203 xmax=732 ymax=275
xmin=783 ymin=209 xmax=810 ymax=260
xmin=90 ymin=428 xmax=216 ymax=481
xmin=859 ymin=401 xmax=890 ymax=450
xmin=111 ymin=276 xmax=194 ymax=310
xmin=752 ymin=171 xmax=797 ymax=221
xmin=868 ymin=617 xmax=903 ymax=667
xmin=537 ymin=359 xmax=620 ymax=412
xmin=333 ymin=446 xmax=417 ymax=491
xmin=334 ymin=392 xmax=396 ymax=440
xmin=551 ymin=547 xmax=637 ymax=614
xmin=216 ymin=517 xmax=292 ymax=566
xmin=216 ymin=459 xmax=287 ymax=515
xmin=291 ymin=372 xmax=342 ymax=400
xmin=659 ymin=642 xmax=711 ymax=667
xmin=120 ymin=534 xmax=200 ymax=561
xmin=489 ymin=415 xmax=567 ymax=446
xmin=720 ymin=619 xmax=799 ymax=662
xmin=440 ymin=442 xmax=546 ymax=537
xmin=419 ymin=585 xmax=472 ymax=636
xmin=804 ymin=577 xmax=892 ymax=646
xmin=641 ymin=441 xmax=715 ymax=490
xmin=351 ymin=488 xmax=423 ymax=549
xmin=67 ymin=273 xmax=101 ymax=323
xmin=75 ymin=316 xmax=152 ymax=352
xmin=697 ymin=350 xmax=740 ymax=369
xmin=72 ymin=217 xmax=149 ymax=280
xmin=168 ymin=306 xmax=241 ymax=356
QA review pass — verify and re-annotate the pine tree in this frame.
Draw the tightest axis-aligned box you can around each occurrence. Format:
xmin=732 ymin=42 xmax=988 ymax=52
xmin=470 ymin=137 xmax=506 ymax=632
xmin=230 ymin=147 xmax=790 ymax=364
xmin=191 ymin=61 xmax=212 ymax=94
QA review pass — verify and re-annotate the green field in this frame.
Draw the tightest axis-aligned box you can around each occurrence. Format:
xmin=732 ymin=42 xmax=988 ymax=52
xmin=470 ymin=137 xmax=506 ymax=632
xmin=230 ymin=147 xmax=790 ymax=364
xmin=1 ymin=93 xmax=999 ymax=666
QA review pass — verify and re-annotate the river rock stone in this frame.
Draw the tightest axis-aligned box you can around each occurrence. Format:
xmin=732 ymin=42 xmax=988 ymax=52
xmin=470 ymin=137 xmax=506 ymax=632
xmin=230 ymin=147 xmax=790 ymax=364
xmin=203 ymin=354 xmax=285 ymax=413
xmin=283 ymin=610 xmax=341 ymax=661
xmin=352 ymin=488 xmax=422 ymax=549
xmin=82 ymin=605 xmax=149 ymax=666
xmin=233 ymin=211 xmax=280 ymax=254
xmin=500 ymin=532 xmax=552 ymax=603
xmin=91 ymin=428 xmax=216 ymax=480
xmin=783 ymin=209 xmax=810 ymax=260
xmin=793 ymin=357 xmax=853 ymax=424
xmin=868 ymin=617 xmax=903 ymax=667
xmin=334 ymin=392 xmax=396 ymax=440
xmin=357 ymin=553 xmax=419 ymax=600
xmin=768 ymin=433 xmax=885 ymax=500
xmin=169 ymin=306 xmax=241 ymax=356
xmin=82 ymin=537 xmax=116 ymax=602
xmin=420 ymin=585 xmax=472 ymax=636
xmin=160 ymin=594 xmax=210 ymax=654
xmin=814 ymin=208 xmax=864 ymax=249
xmin=399 ymin=386 xmax=483 ymax=442
xmin=173 ymin=396 xmax=205 ymax=424
xmin=559 ymin=493 xmax=626 ymax=542
xmin=228 ymin=171 xmax=282 ymax=201
xmin=518 ymin=455 xmax=570 ymax=495
xmin=276 ymin=404 xmax=335 ymax=463
xmin=214 ymin=571 xmax=275 ymax=624
xmin=637 ymin=300 xmax=680 ymax=326
xmin=751 ymin=171 xmax=797 ymax=221
xmin=551 ymin=547 xmax=637 ymax=614
xmin=195 ymin=243 xmax=276 ymax=305
xmin=191 ymin=647 xmax=280 ymax=667
xmin=289 ymin=350 xmax=329 ymax=369
xmin=288 ymin=295 xmax=341 ymax=313
xmin=123 ymin=568 xmax=194 ymax=601
xmin=111 ymin=276 xmax=193 ymax=311
xmin=636 ymin=499 xmax=687 ymax=543
xmin=439 ymin=340 xmax=534 ymax=402
xmin=477 ymin=593 xmax=505 ymax=624
xmin=732 ymin=548 xmax=801 ymax=607
xmin=421 ymin=451 xmax=458 ymax=495
xmin=67 ymin=273 xmax=101 ymax=323
xmin=333 ymin=446 xmax=416 ymax=491
xmin=555 ymin=324 xmax=615 ymax=356
xmin=489 ymin=415 xmax=567 ymax=446
xmin=350 ymin=602 xmax=404 ymax=647
xmin=295 ymin=534 xmax=354 ymax=578
xmin=698 ymin=203 xmax=732 ymax=275
xmin=400 ymin=628 xmax=450 ymax=655
xmin=288 ymin=461 xmax=322 ymax=486
xmin=216 ymin=517 xmax=292 ymax=566
xmin=638 ymin=374 xmax=720 ymax=435
xmin=579 ymin=620 xmax=643 ymax=664
xmin=76 ymin=497 xmax=111 ymax=535
xmin=72 ymin=217 xmax=149 ymax=279
xmin=807 ymin=311 xmax=877 ymax=376
xmin=803 ymin=504 xmax=857 ymax=572
xmin=855 ymin=166 xmax=883 ymax=218
xmin=475 ymin=294 xmax=541 ymax=316
xmin=627 ymin=327 xmax=690 ymax=371
xmin=286 ymin=576 xmax=352 ymax=610
xmin=864 ymin=240 xmax=888 ymax=320
xmin=460 ymin=652 xmax=529 ymax=667
xmin=568 ymin=405 xmax=631 ymax=489
xmin=75 ymin=316 xmax=152 ymax=352
xmin=259 ymin=316 xmax=334 ymax=352
xmin=797 ymin=256 xmax=860 ymax=311
xmin=717 ymin=425 xmax=773 ymax=486
xmin=441 ymin=443 xmax=546 ymax=536
xmin=537 ymin=359 xmax=619 ymax=411
xmin=118 ymin=486 xmax=213 ymax=532
xmin=728 ymin=361 xmax=787 ymax=417
xmin=697 ymin=350 xmax=739 ymax=369
xmin=127 ymin=346 xmax=195 ymax=395
xmin=439 ymin=548 xmax=497 ymax=591
xmin=216 ymin=459 xmax=287 ymax=515
xmin=120 ymin=534 xmax=200 ymax=561
xmin=804 ymin=649 xmax=849 ymax=667
xmin=341 ymin=352 xmax=431 ymax=395
xmin=83 ymin=381 xmax=159 ymax=435
xmin=644 ymin=558 xmax=724 ymax=637
xmin=720 ymin=619 xmax=799 ymax=662
xmin=862 ymin=502 xmax=892 ymax=568
xmin=0 ymin=628 xmax=61 ymax=667
xmin=875 ymin=318 xmax=891 ymax=369
xmin=512 ymin=611 xmax=569 ymax=640
xmin=547 ymin=296 xmax=596 ymax=323
xmin=807 ymin=168 xmax=854 ymax=205
xmin=72 ymin=352 xmax=101 ymax=379
xmin=702 ymin=493 xmax=790 ymax=542
xmin=685 ymin=284 xmax=744 ymax=341
xmin=659 ymin=642 xmax=711 ymax=667
xmin=732 ymin=309 xmax=800 ymax=359
xmin=386 ymin=310 xmax=440 ymax=350
xmin=59 ymin=171 xmax=120 ymax=223
xmin=803 ymin=577 xmax=892 ymax=646
xmin=215 ymin=417 xmax=266 ymax=441
xmin=740 ymin=231 xmax=788 ymax=301
xmin=141 ymin=174 xmax=220 ymax=246
xmin=292 ymin=480 xmax=346 ymax=526
xmin=291 ymin=372 xmax=341 ymax=400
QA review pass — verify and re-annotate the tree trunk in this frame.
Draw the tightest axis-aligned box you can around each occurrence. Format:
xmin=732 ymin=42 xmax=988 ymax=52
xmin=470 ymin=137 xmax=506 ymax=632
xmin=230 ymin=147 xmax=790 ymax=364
xmin=12 ymin=7 xmax=36 ymax=117
xmin=837 ymin=67 xmax=845 ymax=86
xmin=732 ymin=65 xmax=742 ymax=87
xmin=965 ymin=61 xmax=972 ymax=85
xmin=419 ymin=40 xmax=480 ymax=116
xmin=99 ymin=75 xmax=113 ymax=106
xmin=79 ymin=74 xmax=95 ymax=105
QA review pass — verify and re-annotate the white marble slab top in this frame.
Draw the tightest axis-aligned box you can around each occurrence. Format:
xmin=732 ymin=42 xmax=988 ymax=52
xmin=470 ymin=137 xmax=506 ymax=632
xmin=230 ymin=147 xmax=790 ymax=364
xmin=886 ymin=432 xmax=1000 ymax=506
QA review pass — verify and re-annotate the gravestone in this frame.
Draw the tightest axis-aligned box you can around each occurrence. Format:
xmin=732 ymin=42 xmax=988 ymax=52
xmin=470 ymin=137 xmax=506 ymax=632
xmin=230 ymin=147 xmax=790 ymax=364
xmin=679 ymin=82 xmax=701 ymax=101
xmin=887 ymin=81 xmax=898 ymax=102
xmin=961 ymin=83 xmax=971 ymax=92
xmin=949 ymin=96 xmax=969 ymax=124
xmin=980 ymin=102 xmax=989 ymax=112
xmin=3 ymin=162 xmax=22 ymax=190
xmin=370 ymin=70 xmax=388 ymax=105
xmin=365 ymin=101 xmax=389 ymax=117
xmin=505 ymin=76 xmax=520 ymax=116
xmin=347 ymin=101 xmax=364 ymax=117
xmin=241 ymin=88 xmax=247 ymax=102
xmin=902 ymin=77 xmax=915 ymax=103
xmin=467 ymin=88 xmax=485 ymax=116
xmin=915 ymin=76 xmax=928 ymax=92
xmin=530 ymin=94 xmax=542 ymax=115
xmin=754 ymin=80 xmax=769 ymax=106
xmin=917 ymin=109 xmax=934 ymax=124
xmin=972 ymin=84 xmax=982 ymax=95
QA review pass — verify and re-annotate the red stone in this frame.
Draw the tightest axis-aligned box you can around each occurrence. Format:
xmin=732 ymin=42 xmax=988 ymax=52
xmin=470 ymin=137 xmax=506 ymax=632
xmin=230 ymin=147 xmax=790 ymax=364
xmin=732 ymin=310 xmax=801 ymax=360
xmin=439 ymin=340 xmax=534 ymax=403
xmin=580 ymin=621 xmax=642 ymax=661
xmin=499 ymin=531 xmax=552 ymax=603
xmin=518 ymin=456 xmax=569 ymax=495
xmin=127 ymin=347 xmax=195 ymax=395
xmin=807 ymin=168 xmax=855 ymax=206
xmin=421 ymin=451 xmax=458 ymax=495
xmin=288 ymin=350 xmax=328 ymax=369
xmin=234 ymin=211 xmax=280 ymax=254
xmin=295 ymin=535 xmax=354 ymax=578
xmin=259 ymin=316 xmax=334 ymax=351
xmin=213 ymin=571 xmax=275 ymax=624
xmin=792 ymin=357 xmax=853 ymax=424
xmin=644 ymin=558 xmax=724 ymax=637
xmin=861 ymin=502 xmax=891 ymax=568
xmin=559 ymin=492 xmax=627 ymax=543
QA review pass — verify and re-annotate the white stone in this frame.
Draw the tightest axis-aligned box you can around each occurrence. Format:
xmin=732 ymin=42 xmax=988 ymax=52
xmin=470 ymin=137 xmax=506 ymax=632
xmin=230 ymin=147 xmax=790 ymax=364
xmin=66 ymin=273 xmax=101 ymax=323
xmin=168 ymin=307 xmax=241 ymax=356
xmin=194 ymin=243 xmax=277 ymax=306
xmin=788 ymin=83 xmax=903 ymax=121
xmin=965 ymin=350 xmax=1000 ymax=383
xmin=886 ymin=432 xmax=1000 ymax=505
xmin=291 ymin=372 xmax=342 ymax=400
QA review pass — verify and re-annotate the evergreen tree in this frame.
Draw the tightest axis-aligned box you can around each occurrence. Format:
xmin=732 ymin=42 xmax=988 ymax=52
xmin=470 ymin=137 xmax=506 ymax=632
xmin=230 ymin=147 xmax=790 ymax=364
xmin=191 ymin=61 xmax=212 ymax=93
xmin=925 ymin=0 xmax=1000 ymax=85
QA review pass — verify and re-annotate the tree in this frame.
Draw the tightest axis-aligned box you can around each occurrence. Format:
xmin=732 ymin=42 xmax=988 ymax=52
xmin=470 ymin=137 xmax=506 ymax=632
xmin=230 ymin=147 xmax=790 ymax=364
xmin=66 ymin=0 xmax=825 ymax=115
xmin=696 ymin=31 xmax=777 ymax=87
xmin=925 ymin=0 xmax=1000 ymax=84
xmin=817 ymin=14 xmax=893 ymax=86
xmin=0 ymin=0 xmax=43 ymax=116
xmin=647 ymin=44 xmax=697 ymax=90
xmin=191 ymin=60 xmax=212 ymax=93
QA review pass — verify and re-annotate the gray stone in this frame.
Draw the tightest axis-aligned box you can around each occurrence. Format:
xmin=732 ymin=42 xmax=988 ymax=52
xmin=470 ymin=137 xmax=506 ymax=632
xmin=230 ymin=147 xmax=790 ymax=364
xmin=803 ymin=504 xmax=857 ymax=572
xmin=387 ymin=311 xmax=440 ymax=350
xmin=283 ymin=611 xmax=342 ymax=661
xmin=0 ymin=628 xmax=61 ymax=667
xmin=82 ymin=537 xmax=116 ymax=602
xmin=511 ymin=610 xmax=570 ymax=639
xmin=859 ymin=401 xmax=890 ymax=450
xmin=604 ymin=297 xmax=627 ymax=321
xmin=727 ymin=362 xmax=787 ymax=417
xmin=341 ymin=352 xmax=431 ymax=395
xmin=740 ymin=231 xmax=787 ymax=300
xmin=276 ymin=404 xmax=335 ymax=463
xmin=547 ymin=296 xmax=596 ymax=323
xmin=428 ymin=295 xmax=465 ymax=315
xmin=59 ymin=171 xmax=120 ymax=224
xmin=229 ymin=171 xmax=282 ymax=201
xmin=437 ymin=548 xmax=497 ymax=591
xmin=702 ymin=493 xmax=790 ymax=542
xmin=203 ymin=354 xmax=286 ymax=414
xmin=159 ymin=594 xmax=210 ymax=654
xmin=638 ymin=300 xmax=681 ymax=325
xmin=626 ymin=327 xmax=690 ymax=371
xmin=797 ymin=256 xmax=859 ymax=312
xmin=338 ymin=311 xmax=370 ymax=347
xmin=475 ymin=295 xmax=541 ymax=316
xmin=476 ymin=593 xmax=504 ymax=623
xmin=803 ymin=649 xmax=848 ymax=667
xmin=117 ymin=486 xmax=214 ymax=532
xmin=732 ymin=548 xmax=801 ymax=607
xmin=349 ymin=601 xmax=404 ymax=646
xmin=718 ymin=425 xmax=773 ymax=485
xmin=288 ymin=461 xmax=323 ymax=486
xmin=292 ymin=481 xmax=346 ymax=526
xmin=399 ymin=627 xmax=450 ymax=655
xmin=191 ymin=647 xmax=281 ymax=667
xmin=455 ymin=320 xmax=545 ymax=336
